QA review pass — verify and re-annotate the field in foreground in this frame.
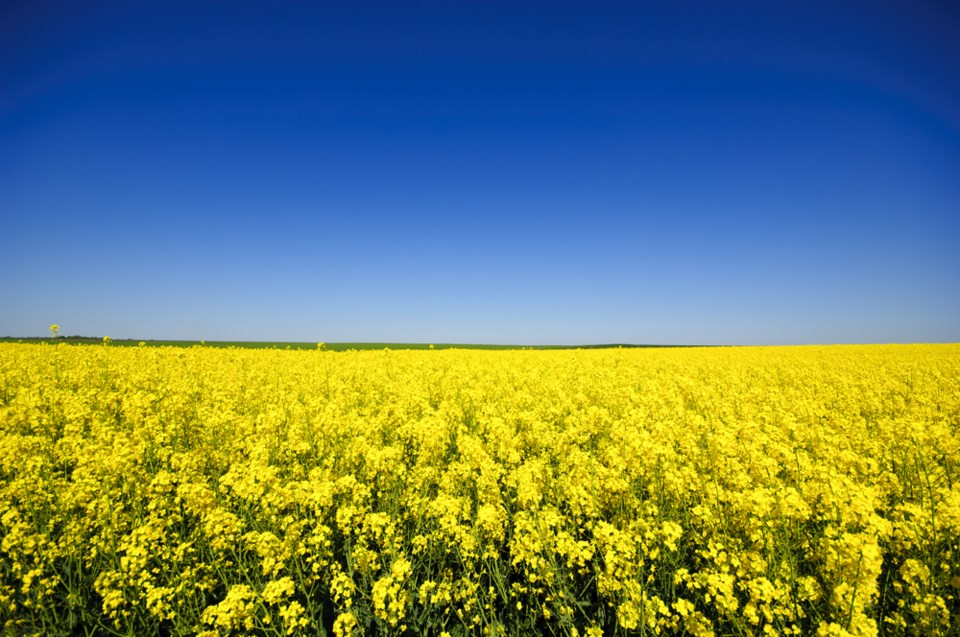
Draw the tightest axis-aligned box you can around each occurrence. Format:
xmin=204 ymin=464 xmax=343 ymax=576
xmin=1 ymin=344 xmax=958 ymax=636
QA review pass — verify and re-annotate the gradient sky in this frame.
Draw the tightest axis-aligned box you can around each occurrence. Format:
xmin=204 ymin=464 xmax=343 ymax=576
xmin=2 ymin=1 xmax=959 ymax=344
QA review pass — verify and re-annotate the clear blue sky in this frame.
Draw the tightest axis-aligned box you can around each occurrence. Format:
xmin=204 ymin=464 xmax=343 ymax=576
xmin=2 ymin=1 xmax=958 ymax=344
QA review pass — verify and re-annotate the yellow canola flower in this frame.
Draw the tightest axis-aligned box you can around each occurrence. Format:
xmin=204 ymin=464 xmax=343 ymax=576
xmin=0 ymin=343 xmax=958 ymax=635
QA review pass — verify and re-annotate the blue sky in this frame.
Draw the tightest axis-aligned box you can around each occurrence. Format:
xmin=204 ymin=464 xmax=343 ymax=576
xmin=2 ymin=1 xmax=958 ymax=344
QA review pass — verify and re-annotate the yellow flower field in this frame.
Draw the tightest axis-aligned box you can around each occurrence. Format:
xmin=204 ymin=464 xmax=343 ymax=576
xmin=1 ymin=343 xmax=958 ymax=636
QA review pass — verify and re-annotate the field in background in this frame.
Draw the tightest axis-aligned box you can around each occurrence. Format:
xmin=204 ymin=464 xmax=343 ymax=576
xmin=1 ymin=343 xmax=958 ymax=636
xmin=0 ymin=338 xmax=689 ymax=351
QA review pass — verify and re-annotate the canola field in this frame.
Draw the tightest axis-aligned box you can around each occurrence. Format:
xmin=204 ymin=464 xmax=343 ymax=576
xmin=1 ymin=343 xmax=958 ymax=637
